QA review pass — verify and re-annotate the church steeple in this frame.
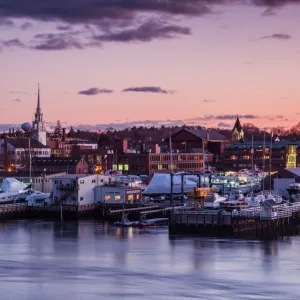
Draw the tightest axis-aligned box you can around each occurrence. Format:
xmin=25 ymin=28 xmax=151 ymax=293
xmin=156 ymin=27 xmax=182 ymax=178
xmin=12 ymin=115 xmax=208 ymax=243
xmin=35 ymin=83 xmax=42 ymax=122
xmin=232 ymin=115 xmax=244 ymax=142
xmin=32 ymin=83 xmax=46 ymax=145
xmin=37 ymin=83 xmax=41 ymax=114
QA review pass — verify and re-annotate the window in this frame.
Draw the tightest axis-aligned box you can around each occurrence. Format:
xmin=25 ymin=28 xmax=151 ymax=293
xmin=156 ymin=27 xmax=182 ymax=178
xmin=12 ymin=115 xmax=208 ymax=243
xmin=124 ymin=164 xmax=129 ymax=171
xmin=118 ymin=165 xmax=123 ymax=171
xmin=80 ymin=197 xmax=83 ymax=201
xmin=105 ymin=195 xmax=111 ymax=201
xmin=115 ymin=195 xmax=121 ymax=201
xmin=80 ymin=180 xmax=84 ymax=184
xmin=92 ymin=179 xmax=96 ymax=183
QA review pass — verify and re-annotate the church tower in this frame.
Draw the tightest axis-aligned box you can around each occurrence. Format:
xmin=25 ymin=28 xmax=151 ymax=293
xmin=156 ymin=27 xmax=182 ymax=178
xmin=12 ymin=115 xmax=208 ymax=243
xmin=32 ymin=84 xmax=47 ymax=145
xmin=232 ymin=116 xmax=244 ymax=141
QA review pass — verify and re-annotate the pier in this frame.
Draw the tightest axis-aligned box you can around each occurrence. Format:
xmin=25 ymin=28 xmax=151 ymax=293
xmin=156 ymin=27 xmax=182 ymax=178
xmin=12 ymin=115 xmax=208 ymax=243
xmin=169 ymin=202 xmax=300 ymax=238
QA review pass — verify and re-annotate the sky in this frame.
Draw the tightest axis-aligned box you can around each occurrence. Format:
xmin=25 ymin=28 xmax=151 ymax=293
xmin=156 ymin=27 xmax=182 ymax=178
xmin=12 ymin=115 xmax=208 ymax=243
xmin=0 ymin=0 xmax=300 ymax=131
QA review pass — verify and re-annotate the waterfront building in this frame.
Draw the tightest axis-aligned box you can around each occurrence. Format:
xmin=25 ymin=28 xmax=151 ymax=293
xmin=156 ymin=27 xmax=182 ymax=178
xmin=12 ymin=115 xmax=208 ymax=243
xmin=217 ymin=140 xmax=300 ymax=172
xmin=95 ymin=185 xmax=142 ymax=204
xmin=52 ymin=174 xmax=110 ymax=205
xmin=32 ymin=85 xmax=47 ymax=146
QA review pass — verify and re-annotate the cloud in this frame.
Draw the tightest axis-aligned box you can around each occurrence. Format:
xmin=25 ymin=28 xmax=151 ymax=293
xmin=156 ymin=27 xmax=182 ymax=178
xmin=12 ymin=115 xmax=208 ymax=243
xmin=0 ymin=18 xmax=14 ymax=28
xmin=261 ymin=33 xmax=291 ymax=40
xmin=57 ymin=25 xmax=73 ymax=31
xmin=32 ymin=32 xmax=84 ymax=50
xmin=261 ymin=8 xmax=276 ymax=16
xmin=20 ymin=22 xmax=32 ymax=30
xmin=122 ymin=86 xmax=172 ymax=94
xmin=0 ymin=39 xmax=26 ymax=49
xmin=203 ymin=99 xmax=215 ymax=103
xmin=9 ymin=90 xmax=30 ymax=95
xmin=217 ymin=122 xmax=232 ymax=128
xmin=78 ymin=88 xmax=114 ymax=95
xmin=12 ymin=99 xmax=21 ymax=102
xmin=94 ymin=20 xmax=190 ymax=42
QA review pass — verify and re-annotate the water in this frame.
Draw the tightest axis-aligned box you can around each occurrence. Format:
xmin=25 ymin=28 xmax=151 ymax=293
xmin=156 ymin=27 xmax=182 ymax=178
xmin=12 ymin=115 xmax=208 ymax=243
xmin=0 ymin=220 xmax=299 ymax=300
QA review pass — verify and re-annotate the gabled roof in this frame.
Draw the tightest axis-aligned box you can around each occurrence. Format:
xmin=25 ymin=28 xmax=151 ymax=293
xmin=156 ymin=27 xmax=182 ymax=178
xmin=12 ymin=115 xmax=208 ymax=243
xmin=6 ymin=138 xmax=50 ymax=149
xmin=232 ymin=117 xmax=242 ymax=133
xmin=32 ymin=157 xmax=85 ymax=167
xmin=173 ymin=128 xmax=227 ymax=141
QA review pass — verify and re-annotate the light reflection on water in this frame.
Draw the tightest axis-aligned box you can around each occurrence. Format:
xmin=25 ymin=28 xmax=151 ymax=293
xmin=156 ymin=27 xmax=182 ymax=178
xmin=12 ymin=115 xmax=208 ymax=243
xmin=0 ymin=220 xmax=299 ymax=300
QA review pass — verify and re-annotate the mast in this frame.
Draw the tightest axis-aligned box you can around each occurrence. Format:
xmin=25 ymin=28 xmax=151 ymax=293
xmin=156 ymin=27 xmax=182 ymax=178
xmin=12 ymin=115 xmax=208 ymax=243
xmin=169 ymin=127 xmax=173 ymax=173
xmin=29 ymin=137 xmax=32 ymax=183
xmin=262 ymin=129 xmax=265 ymax=192
xmin=202 ymin=136 xmax=206 ymax=172
xmin=269 ymin=129 xmax=273 ymax=191
xmin=251 ymin=134 xmax=254 ymax=171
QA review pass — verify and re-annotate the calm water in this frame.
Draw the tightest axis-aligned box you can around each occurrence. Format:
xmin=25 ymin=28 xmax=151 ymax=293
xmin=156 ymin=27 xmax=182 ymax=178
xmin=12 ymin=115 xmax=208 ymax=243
xmin=0 ymin=221 xmax=299 ymax=300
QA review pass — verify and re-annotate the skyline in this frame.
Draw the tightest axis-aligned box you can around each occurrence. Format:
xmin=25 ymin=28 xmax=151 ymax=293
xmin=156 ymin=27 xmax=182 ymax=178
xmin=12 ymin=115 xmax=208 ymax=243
xmin=1 ymin=1 xmax=300 ymax=130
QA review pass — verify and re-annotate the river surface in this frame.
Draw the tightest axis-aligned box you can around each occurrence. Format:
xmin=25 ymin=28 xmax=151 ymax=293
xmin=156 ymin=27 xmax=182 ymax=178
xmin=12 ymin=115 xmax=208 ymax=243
xmin=0 ymin=220 xmax=299 ymax=300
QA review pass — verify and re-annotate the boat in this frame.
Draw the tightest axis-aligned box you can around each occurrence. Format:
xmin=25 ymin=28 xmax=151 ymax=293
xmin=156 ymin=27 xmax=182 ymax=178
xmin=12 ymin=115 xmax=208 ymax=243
xmin=25 ymin=191 xmax=51 ymax=206
xmin=0 ymin=178 xmax=29 ymax=204
xmin=204 ymin=193 xmax=227 ymax=208
xmin=138 ymin=218 xmax=169 ymax=228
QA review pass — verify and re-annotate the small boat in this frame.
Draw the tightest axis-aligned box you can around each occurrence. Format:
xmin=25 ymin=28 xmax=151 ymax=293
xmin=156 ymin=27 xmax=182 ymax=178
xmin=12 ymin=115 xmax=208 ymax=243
xmin=138 ymin=218 xmax=169 ymax=228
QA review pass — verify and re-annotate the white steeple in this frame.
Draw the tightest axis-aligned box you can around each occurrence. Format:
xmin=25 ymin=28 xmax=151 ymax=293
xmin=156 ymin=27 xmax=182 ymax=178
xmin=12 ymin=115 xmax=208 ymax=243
xmin=32 ymin=83 xmax=47 ymax=145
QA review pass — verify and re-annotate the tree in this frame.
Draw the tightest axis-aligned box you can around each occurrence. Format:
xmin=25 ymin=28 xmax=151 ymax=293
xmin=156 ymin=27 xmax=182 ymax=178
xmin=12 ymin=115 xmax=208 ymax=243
xmin=54 ymin=120 xmax=62 ymax=136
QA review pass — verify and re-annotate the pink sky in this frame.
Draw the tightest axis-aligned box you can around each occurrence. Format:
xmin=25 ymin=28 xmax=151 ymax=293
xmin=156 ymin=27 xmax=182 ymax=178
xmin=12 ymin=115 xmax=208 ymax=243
xmin=0 ymin=2 xmax=300 ymax=130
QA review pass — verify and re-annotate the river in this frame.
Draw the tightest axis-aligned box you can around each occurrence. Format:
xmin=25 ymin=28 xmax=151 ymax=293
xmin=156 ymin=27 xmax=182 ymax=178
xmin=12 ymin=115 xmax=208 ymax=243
xmin=0 ymin=220 xmax=299 ymax=300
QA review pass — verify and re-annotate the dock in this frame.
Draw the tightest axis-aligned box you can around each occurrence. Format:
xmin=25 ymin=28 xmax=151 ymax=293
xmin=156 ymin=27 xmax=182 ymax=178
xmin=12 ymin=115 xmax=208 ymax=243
xmin=170 ymin=202 xmax=300 ymax=238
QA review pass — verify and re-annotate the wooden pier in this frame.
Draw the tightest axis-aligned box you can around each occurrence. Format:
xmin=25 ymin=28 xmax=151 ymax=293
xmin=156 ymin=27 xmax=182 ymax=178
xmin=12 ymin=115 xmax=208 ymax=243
xmin=169 ymin=203 xmax=300 ymax=238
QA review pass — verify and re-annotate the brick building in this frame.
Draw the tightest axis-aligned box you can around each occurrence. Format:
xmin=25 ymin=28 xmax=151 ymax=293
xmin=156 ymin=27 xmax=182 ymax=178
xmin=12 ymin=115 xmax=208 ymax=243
xmin=217 ymin=140 xmax=300 ymax=172
xmin=31 ymin=157 xmax=89 ymax=175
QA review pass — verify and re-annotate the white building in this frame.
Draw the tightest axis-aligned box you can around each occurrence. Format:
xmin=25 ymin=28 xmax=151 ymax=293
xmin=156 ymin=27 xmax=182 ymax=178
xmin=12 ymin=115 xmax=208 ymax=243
xmin=52 ymin=174 xmax=111 ymax=205
xmin=32 ymin=84 xmax=47 ymax=146
xmin=0 ymin=137 xmax=51 ymax=167
xmin=95 ymin=185 xmax=142 ymax=204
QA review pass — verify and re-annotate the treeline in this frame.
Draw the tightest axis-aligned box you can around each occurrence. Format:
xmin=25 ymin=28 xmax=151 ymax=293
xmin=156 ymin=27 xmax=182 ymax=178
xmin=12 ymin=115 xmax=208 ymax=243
xmin=4 ymin=121 xmax=300 ymax=144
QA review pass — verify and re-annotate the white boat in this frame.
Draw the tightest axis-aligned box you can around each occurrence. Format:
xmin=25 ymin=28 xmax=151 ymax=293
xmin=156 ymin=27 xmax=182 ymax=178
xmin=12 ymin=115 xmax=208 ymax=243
xmin=0 ymin=178 xmax=28 ymax=204
xmin=204 ymin=193 xmax=227 ymax=208
xmin=245 ymin=192 xmax=265 ymax=206
xmin=25 ymin=191 xmax=51 ymax=206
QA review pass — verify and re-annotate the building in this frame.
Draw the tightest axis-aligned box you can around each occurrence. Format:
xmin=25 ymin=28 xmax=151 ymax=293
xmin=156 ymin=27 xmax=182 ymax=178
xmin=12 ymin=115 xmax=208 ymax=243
xmin=52 ymin=174 xmax=111 ymax=205
xmin=164 ymin=128 xmax=228 ymax=157
xmin=95 ymin=185 xmax=142 ymax=204
xmin=31 ymin=157 xmax=89 ymax=175
xmin=217 ymin=140 xmax=300 ymax=172
xmin=32 ymin=84 xmax=47 ymax=145
xmin=0 ymin=137 xmax=51 ymax=168
xmin=115 ymin=151 xmax=213 ymax=176
xmin=71 ymin=146 xmax=113 ymax=174
xmin=232 ymin=116 xmax=244 ymax=141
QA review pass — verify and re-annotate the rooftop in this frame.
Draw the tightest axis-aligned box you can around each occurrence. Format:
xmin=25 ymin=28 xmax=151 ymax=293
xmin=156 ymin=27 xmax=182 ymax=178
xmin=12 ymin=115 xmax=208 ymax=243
xmin=53 ymin=174 xmax=91 ymax=179
xmin=228 ymin=140 xmax=300 ymax=150
xmin=6 ymin=138 xmax=50 ymax=149
xmin=32 ymin=157 xmax=85 ymax=167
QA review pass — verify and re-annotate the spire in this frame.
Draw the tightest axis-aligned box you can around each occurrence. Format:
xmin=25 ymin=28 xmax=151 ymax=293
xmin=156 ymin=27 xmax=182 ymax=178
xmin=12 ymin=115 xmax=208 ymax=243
xmin=37 ymin=83 xmax=41 ymax=114
xmin=233 ymin=115 xmax=242 ymax=132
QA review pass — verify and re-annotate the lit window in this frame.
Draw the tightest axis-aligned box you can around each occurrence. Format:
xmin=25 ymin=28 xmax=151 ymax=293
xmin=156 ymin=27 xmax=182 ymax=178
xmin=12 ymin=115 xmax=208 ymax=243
xmin=113 ymin=164 xmax=117 ymax=170
xmin=124 ymin=164 xmax=129 ymax=171
xmin=105 ymin=195 xmax=111 ymax=201
xmin=115 ymin=195 xmax=121 ymax=201
xmin=118 ymin=165 xmax=123 ymax=171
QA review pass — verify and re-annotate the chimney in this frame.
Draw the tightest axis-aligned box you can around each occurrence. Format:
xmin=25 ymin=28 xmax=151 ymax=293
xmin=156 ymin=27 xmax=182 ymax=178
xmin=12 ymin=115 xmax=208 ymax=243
xmin=62 ymin=128 xmax=66 ymax=141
